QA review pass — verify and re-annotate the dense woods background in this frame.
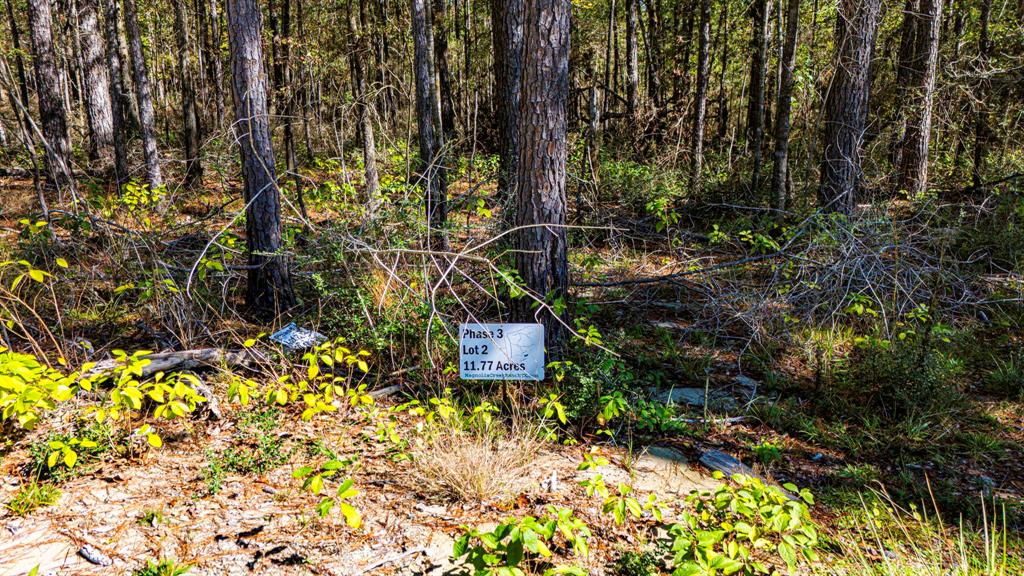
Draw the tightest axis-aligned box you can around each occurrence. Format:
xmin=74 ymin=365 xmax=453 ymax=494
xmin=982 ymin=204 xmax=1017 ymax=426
xmin=1 ymin=0 xmax=1023 ymax=572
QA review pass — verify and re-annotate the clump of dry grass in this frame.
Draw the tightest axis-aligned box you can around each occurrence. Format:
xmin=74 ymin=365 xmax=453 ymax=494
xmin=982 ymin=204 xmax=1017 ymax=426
xmin=410 ymin=415 xmax=545 ymax=503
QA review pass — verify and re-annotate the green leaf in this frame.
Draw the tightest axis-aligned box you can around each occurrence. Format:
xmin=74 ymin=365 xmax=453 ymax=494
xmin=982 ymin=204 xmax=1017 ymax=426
xmin=308 ymin=474 xmax=324 ymax=495
xmin=339 ymin=502 xmax=362 ymax=528
xmin=777 ymin=541 xmax=797 ymax=572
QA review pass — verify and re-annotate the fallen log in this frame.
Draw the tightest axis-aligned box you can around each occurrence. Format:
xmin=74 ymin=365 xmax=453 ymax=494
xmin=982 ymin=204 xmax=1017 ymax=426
xmin=82 ymin=348 xmax=251 ymax=379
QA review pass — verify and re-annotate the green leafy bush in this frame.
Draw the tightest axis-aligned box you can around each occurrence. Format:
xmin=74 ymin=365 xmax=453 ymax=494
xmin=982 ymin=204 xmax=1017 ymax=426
xmin=668 ymin=474 xmax=819 ymax=575
xmin=842 ymin=337 xmax=964 ymax=421
xmin=452 ymin=506 xmax=591 ymax=575
xmin=0 ymin=347 xmax=77 ymax=430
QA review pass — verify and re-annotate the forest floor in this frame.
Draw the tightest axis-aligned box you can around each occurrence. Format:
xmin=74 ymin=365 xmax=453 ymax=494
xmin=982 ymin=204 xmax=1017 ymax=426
xmin=0 ymin=171 xmax=1022 ymax=575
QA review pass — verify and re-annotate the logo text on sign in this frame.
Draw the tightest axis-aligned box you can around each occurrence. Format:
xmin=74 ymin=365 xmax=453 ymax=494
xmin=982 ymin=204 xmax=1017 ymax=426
xmin=459 ymin=323 xmax=544 ymax=380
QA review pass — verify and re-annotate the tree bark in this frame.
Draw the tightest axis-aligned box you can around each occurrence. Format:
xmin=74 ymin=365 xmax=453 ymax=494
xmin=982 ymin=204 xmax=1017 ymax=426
xmin=76 ymin=0 xmax=115 ymax=164
xmin=27 ymin=0 xmax=74 ymax=192
xmin=818 ymin=0 xmax=882 ymax=214
xmin=412 ymin=0 xmax=448 ymax=245
xmin=770 ymin=0 xmax=799 ymax=209
xmin=491 ymin=0 xmax=524 ymax=203
xmin=174 ymin=0 xmax=203 ymax=187
xmin=5 ymin=0 xmax=32 ymax=140
xmin=348 ymin=0 xmax=380 ymax=210
xmin=514 ymin=0 xmax=570 ymax=349
xmin=691 ymin=0 xmax=711 ymax=191
xmin=715 ymin=0 xmax=729 ymax=140
xmin=99 ymin=0 xmax=128 ymax=184
xmin=226 ymin=0 xmax=296 ymax=317
xmin=123 ymin=0 xmax=163 ymax=188
xmin=207 ymin=0 xmax=226 ymax=128
xmin=896 ymin=0 xmax=943 ymax=196
xmin=433 ymin=0 xmax=457 ymax=141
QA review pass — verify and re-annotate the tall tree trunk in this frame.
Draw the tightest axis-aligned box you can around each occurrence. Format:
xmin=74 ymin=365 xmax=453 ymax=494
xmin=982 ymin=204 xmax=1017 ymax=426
xmin=715 ymin=0 xmax=729 ymax=140
xmin=625 ymin=0 xmax=638 ymax=119
xmin=174 ymin=0 xmax=203 ymax=187
xmin=889 ymin=0 xmax=920 ymax=169
xmin=602 ymin=0 xmax=616 ymax=117
xmin=747 ymin=0 xmax=771 ymax=194
xmin=123 ymin=0 xmax=163 ymax=188
xmin=491 ymin=0 xmax=524 ymax=202
xmin=100 ymin=0 xmax=128 ymax=184
xmin=818 ymin=0 xmax=882 ymax=214
xmin=348 ymin=0 xmax=379 ymax=210
xmin=691 ymin=0 xmax=710 ymax=191
xmin=208 ymin=0 xmax=226 ymax=127
xmin=76 ymin=0 xmax=115 ymax=164
xmin=896 ymin=0 xmax=943 ymax=195
xmin=6 ymin=0 xmax=32 ymax=139
xmin=27 ymin=0 xmax=74 ymax=192
xmin=514 ymin=0 xmax=570 ymax=349
xmin=433 ymin=0 xmax=457 ymax=141
xmin=279 ymin=0 xmax=297 ymax=182
xmin=412 ymin=0 xmax=447 ymax=245
xmin=770 ymin=0 xmax=799 ymax=209
xmin=226 ymin=0 xmax=295 ymax=317
xmin=644 ymin=0 xmax=663 ymax=110
xmin=971 ymin=0 xmax=990 ymax=190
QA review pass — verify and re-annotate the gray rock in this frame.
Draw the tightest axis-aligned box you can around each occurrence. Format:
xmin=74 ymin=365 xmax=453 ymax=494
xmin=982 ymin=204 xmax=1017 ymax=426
xmin=651 ymin=387 xmax=738 ymax=410
xmin=699 ymin=449 xmax=755 ymax=477
xmin=78 ymin=544 xmax=112 ymax=566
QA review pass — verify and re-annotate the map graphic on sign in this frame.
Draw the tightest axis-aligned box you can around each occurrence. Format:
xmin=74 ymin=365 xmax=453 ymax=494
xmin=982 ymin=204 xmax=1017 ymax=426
xmin=459 ymin=323 xmax=545 ymax=380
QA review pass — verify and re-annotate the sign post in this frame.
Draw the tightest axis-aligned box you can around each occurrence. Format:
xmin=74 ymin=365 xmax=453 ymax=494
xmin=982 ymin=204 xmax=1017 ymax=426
xmin=459 ymin=323 xmax=545 ymax=381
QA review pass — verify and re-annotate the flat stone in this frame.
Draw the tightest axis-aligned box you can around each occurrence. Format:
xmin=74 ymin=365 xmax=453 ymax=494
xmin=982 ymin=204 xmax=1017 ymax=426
xmin=629 ymin=445 xmax=718 ymax=496
xmin=699 ymin=449 xmax=755 ymax=477
xmin=650 ymin=387 xmax=738 ymax=410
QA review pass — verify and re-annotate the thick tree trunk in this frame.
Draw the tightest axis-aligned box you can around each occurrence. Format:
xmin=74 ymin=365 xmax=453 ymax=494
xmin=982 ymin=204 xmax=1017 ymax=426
xmin=27 ymin=0 xmax=74 ymax=192
xmin=412 ymin=0 xmax=448 ymax=245
xmin=691 ymin=0 xmax=711 ymax=191
xmin=625 ymin=0 xmax=638 ymax=119
xmin=889 ymin=0 xmax=920 ymax=170
xmin=747 ymin=0 xmax=771 ymax=194
xmin=818 ymin=0 xmax=881 ymax=214
xmin=76 ymin=0 xmax=115 ymax=164
xmin=99 ymin=0 xmax=128 ymax=184
xmin=433 ymin=0 xmax=457 ymax=141
xmin=514 ymin=0 xmax=570 ymax=349
xmin=896 ymin=0 xmax=943 ymax=196
xmin=174 ymin=0 xmax=203 ymax=187
xmin=770 ymin=0 xmax=799 ymax=209
xmin=348 ymin=0 xmax=379 ymax=210
xmin=226 ymin=0 xmax=296 ymax=316
xmin=491 ymin=0 xmax=524 ymax=202
xmin=123 ymin=0 xmax=163 ymax=188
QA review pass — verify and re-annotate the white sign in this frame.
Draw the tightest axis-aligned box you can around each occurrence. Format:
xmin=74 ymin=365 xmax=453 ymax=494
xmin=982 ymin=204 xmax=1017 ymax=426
xmin=459 ymin=323 xmax=544 ymax=380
